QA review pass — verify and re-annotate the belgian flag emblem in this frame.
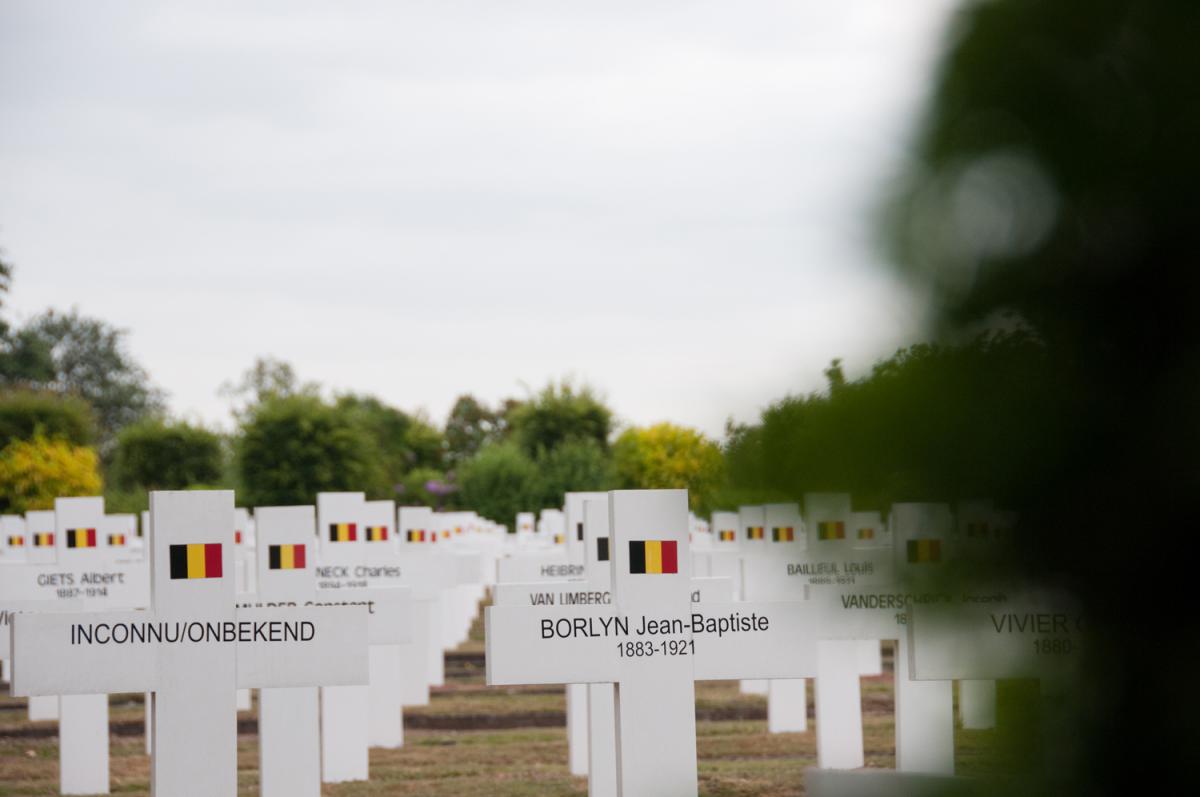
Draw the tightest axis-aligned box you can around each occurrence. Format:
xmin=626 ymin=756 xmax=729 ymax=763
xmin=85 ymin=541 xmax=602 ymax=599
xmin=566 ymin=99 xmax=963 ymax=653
xmin=329 ymin=523 xmax=357 ymax=542
xmin=169 ymin=543 xmax=223 ymax=579
xmin=33 ymin=533 xmax=54 ymax=547
xmin=906 ymin=539 xmax=941 ymax=564
xmin=365 ymin=525 xmax=389 ymax=542
xmin=235 ymin=530 xmax=243 ymax=544
xmin=554 ymin=534 xmax=564 ymax=544
xmin=441 ymin=530 xmax=450 ymax=539
xmin=718 ymin=530 xmax=735 ymax=542
xmin=108 ymin=534 xmax=127 ymax=546
xmin=772 ymin=526 xmax=795 ymax=542
xmin=628 ymin=540 xmax=678 ymax=575
xmin=817 ymin=521 xmax=845 ymax=541
xmin=966 ymin=522 xmax=989 ymax=538
xmin=596 ymin=537 xmax=610 ymax=562
xmin=857 ymin=527 xmax=875 ymax=540
xmin=746 ymin=526 xmax=764 ymax=540
xmin=7 ymin=535 xmax=24 ymax=547
xmin=406 ymin=529 xmax=426 ymax=542
xmin=66 ymin=528 xmax=97 ymax=548
xmin=268 ymin=544 xmax=306 ymax=570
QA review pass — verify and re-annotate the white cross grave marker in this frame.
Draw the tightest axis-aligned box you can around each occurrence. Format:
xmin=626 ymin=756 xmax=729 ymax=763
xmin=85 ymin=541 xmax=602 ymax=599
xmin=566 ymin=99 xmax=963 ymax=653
xmin=314 ymin=491 xmax=412 ymax=783
xmin=250 ymin=504 xmax=323 ymax=797
xmin=951 ymin=500 xmax=1000 ymax=730
xmin=363 ymin=498 xmax=405 ymax=749
xmin=907 ymin=585 xmax=1085 ymax=774
xmin=761 ymin=502 xmax=809 ymax=734
xmin=10 ymin=490 xmax=369 ymax=796
xmin=487 ymin=489 xmax=816 ymax=796
xmin=736 ymin=504 xmax=770 ymax=697
xmin=562 ymin=491 xmax=608 ymax=777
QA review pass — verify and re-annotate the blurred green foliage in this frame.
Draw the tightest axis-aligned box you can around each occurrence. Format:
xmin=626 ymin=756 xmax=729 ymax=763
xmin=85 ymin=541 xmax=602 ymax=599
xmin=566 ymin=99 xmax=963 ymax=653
xmin=394 ymin=466 xmax=451 ymax=508
xmin=1 ymin=310 xmax=165 ymax=446
xmin=109 ymin=418 xmax=225 ymax=492
xmin=457 ymin=441 xmax=541 ymax=526
xmin=531 ymin=437 xmax=616 ymax=508
xmin=615 ymin=422 xmax=724 ymax=514
xmin=449 ymin=381 xmax=620 ymax=521
xmin=879 ymin=0 xmax=1200 ymax=792
xmin=235 ymin=394 xmax=386 ymax=506
xmin=722 ymin=331 xmax=1055 ymax=511
xmin=0 ymin=435 xmax=103 ymax=513
xmin=0 ymin=390 xmax=96 ymax=447
xmin=443 ymin=394 xmax=515 ymax=467
xmin=509 ymin=380 xmax=612 ymax=458
xmin=334 ymin=393 xmax=445 ymax=487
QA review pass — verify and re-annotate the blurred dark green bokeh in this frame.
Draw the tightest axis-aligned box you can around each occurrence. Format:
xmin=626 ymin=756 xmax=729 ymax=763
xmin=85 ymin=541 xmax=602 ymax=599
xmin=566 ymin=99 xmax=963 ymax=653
xmin=881 ymin=1 xmax=1200 ymax=792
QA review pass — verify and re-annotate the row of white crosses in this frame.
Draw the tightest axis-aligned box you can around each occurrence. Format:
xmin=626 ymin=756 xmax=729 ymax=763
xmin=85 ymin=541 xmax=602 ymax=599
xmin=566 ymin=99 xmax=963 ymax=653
xmin=1 ymin=496 xmax=150 ymax=794
xmin=30 ymin=489 xmax=492 ymax=795
xmin=8 ymin=491 xmax=371 ymax=796
xmin=490 ymin=490 xmax=1086 ymax=792
xmin=488 ymin=489 xmax=818 ymax=795
xmin=307 ymin=493 xmax=510 ymax=783
xmin=707 ymin=494 xmax=1081 ymax=777
xmin=495 ymin=491 xmax=738 ymax=785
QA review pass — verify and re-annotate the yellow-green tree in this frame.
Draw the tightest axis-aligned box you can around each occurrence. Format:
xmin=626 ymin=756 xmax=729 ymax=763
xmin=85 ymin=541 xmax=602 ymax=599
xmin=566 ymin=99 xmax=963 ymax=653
xmin=613 ymin=423 xmax=724 ymax=513
xmin=0 ymin=436 xmax=103 ymax=512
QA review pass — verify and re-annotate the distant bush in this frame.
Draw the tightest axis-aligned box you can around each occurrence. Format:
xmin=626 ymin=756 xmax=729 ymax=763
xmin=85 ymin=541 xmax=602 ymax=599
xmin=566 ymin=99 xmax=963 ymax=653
xmin=509 ymin=380 xmax=613 ymax=457
xmin=532 ymin=437 xmax=616 ymax=507
xmin=614 ymin=423 xmax=724 ymax=513
xmin=0 ymin=390 xmax=96 ymax=447
xmin=457 ymin=442 xmax=540 ymax=525
xmin=236 ymin=395 xmax=385 ymax=506
xmin=110 ymin=418 xmax=225 ymax=492
xmin=0 ymin=436 xmax=102 ymax=512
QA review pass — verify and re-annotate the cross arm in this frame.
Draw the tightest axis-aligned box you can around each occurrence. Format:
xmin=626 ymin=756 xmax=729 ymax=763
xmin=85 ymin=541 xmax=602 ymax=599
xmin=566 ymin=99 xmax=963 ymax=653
xmin=485 ymin=605 xmax=621 ymax=686
xmin=11 ymin=605 xmax=370 ymax=697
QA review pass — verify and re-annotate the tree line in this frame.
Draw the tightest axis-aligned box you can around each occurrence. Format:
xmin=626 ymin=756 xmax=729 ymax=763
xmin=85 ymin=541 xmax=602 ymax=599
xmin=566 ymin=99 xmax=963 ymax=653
xmin=0 ymin=259 xmax=724 ymax=521
xmin=0 ymin=245 xmax=1051 ymax=529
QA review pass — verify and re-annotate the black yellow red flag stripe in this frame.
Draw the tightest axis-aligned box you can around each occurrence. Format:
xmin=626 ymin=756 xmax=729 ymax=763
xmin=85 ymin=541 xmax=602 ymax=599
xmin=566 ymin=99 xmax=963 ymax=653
xmin=169 ymin=543 xmax=223 ymax=579
xmin=7 ymin=535 xmax=24 ymax=546
xmin=745 ymin=526 xmax=764 ymax=540
xmin=66 ymin=528 xmax=97 ymax=548
xmin=268 ymin=544 xmax=306 ymax=570
xmin=772 ymin=526 xmax=795 ymax=542
xmin=718 ymin=530 xmax=735 ymax=542
xmin=628 ymin=540 xmax=678 ymax=574
xmin=328 ymin=523 xmax=357 ymax=542
xmin=107 ymin=534 xmax=127 ymax=546
xmin=365 ymin=525 xmax=389 ymax=542
xmin=857 ymin=527 xmax=875 ymax=540
xmin=817 ymin=521 xmax=845 ymax=541
xmin=906 ymin=539 xmax=941 ymax=564
xmin=405 ymin=529 xmax=426 ymax=542
xmin=33 ymin=533 xmax=54 ymax=547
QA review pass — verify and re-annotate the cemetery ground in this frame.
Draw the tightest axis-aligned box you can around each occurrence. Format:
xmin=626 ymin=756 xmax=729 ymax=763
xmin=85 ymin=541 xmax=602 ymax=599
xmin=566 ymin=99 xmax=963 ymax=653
xmin=0 ymin=614 xmax=1020 ymax=796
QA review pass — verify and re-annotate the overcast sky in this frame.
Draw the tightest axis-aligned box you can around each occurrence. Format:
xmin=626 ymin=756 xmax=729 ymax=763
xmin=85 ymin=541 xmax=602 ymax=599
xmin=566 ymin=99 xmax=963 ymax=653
xmin=0 ymin=1 xmax=956 ymax=438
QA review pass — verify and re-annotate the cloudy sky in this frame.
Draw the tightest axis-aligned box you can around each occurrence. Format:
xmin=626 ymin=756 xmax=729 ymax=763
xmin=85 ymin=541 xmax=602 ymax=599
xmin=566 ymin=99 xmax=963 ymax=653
xmin=0 ymin=1 xmax=956 ymax=438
